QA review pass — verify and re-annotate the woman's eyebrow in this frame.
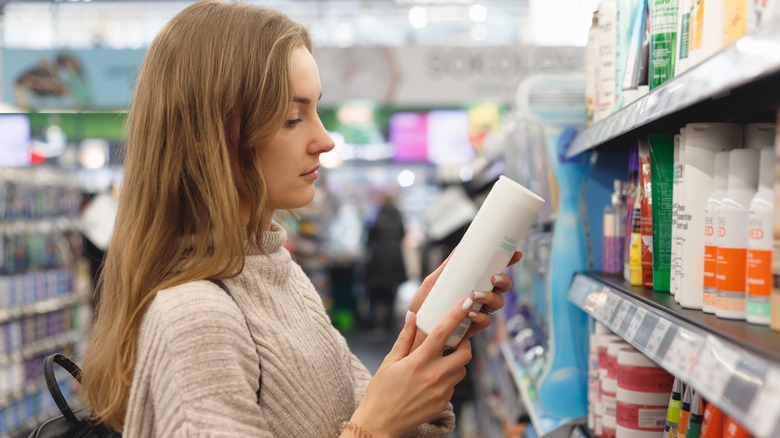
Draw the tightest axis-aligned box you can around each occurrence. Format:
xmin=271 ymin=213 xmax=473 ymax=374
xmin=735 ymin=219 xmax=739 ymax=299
xmin=291 ymin=92 xmax=323 ymax=105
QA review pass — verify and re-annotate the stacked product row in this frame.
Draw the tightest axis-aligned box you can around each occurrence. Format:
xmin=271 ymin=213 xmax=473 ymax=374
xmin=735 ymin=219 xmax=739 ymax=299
xmin=602 ymin=121 xmax=780 ymax=329
xmin=0 ymin=167 xmax=87 ymax=437
xmin=586 ymin=0 xmax=776 ymax=124
xmin=589 ymin=325 xmax=752 ymax=438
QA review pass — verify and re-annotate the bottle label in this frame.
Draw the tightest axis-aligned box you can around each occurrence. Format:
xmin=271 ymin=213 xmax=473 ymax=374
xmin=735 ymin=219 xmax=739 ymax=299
xmin=617 ymin=364 xmax=675 ymax=392
xmin=747 ymin=249 xmax=772 ymax=298
xmin=617 ymin=401 xmax=668 ymax=431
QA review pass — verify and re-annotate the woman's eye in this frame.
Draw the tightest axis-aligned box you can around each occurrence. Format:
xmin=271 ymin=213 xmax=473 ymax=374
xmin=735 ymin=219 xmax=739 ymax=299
xmin=284 ymin=118 xmax=302 ymax=128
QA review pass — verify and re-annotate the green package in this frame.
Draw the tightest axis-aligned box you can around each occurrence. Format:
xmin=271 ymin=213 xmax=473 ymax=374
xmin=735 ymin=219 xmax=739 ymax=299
xmin=649 ymin=0 xmax=679 ymax=89
xmin=649 ymin=133 xmax=674 ymax=292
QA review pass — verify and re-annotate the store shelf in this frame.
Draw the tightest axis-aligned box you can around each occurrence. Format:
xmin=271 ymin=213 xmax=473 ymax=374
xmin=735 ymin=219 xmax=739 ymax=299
xmin=498 ymin=342 xmax=579 ymax=437
xmin=567 ymin=23 xmax=780 ymax=158
xmin=0 ymin=291 xmax=88 ymax=325
xmin=568 ymin=272 xmax=780 ymax=438
xmin=0 ymin=330 xmax=83 ymax=367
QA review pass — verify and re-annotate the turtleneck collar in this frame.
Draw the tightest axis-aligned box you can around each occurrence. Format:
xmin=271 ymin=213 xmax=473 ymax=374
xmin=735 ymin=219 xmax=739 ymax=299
xmin=246 ymin=220 xmax=287 ymax=256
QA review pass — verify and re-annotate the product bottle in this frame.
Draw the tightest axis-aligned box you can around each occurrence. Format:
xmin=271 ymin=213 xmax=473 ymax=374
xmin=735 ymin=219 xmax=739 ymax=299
xmin=700 ymin=401 xmax=724 ymax=438
xmin=747 ymin=147 xmax=774 ymax=325
xmin=703 ymin=151 xmax=730 ymax=314
xmin=628 ymin=171 xmax=644 ymax=286
xmin=717 ymin=149 xmax=760 ymax=320
xmin=723 ymin=417 xmax=751 ymax=438
xmin=416 ymin=176 xmax=545 ymax=347
xmin=597 ymin=0 xmax=618 ymax=120
xmin=604 ymin=180 xmax=626 ymax=275
xmin=586 ymin=11 xmax=600 ymax=124
xmin=671 ymin=132 xmax=684 ymax=302
xmin=679 ymin=123 xmax=742 ymax=310
xmin=664 ymin=379 xmax=683 ymax=437
xmin=624 ymin=147 xmax=639 ymax=282
xmin=744 ymin=123 xmax=776 ymax=149
xmin=640 ymin=139 xmax=655 ymax=288
xmin=725 ymin=0 xmax=748 ymax=44
xmin=675 ymin=0 xmax=692 ymax=76
xmin=685 ymin=391 xmax=704 ymax=438
xmin=678 ymin=385 xmax=693 ymax=437
xmin=649 ymin=134 xmax=675 ymax=292
xmin=649 ymin=0 xmax=680 ymax=89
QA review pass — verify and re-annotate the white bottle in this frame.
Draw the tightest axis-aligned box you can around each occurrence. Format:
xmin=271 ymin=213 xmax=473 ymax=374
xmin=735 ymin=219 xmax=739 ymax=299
xmin=746 ymin=147 xmax=775 ymax=325
xmin=671 ymin=132 xmax=684 ymax=303
xmin=596 ymin=0 xmax=618 ymax=121
xmin=416 ymin=176 xmax=545 ymax=347
xmin=679 ymin=123 xmax=742 ymax=310
xmin=716 ymin=149 xmax=761 ymax=320
xmin=744 ymin=123 xmax=776 ymax=150
xmin=703 ymin=151 xmax=730 ymax=314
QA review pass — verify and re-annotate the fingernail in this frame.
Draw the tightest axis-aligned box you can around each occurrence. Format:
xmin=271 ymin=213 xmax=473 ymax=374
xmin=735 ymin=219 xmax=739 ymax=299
xmin=473 ymin=291 xmax=486 ymax=300
xmin=461 ymin=298 xmax=473 ymax=310
xmin=468 ymin=311 xmax=478 ymax=318
xmin=405 ymin=310 xmax=412 ymax=325
xmin=492 ymin=275 xmax=503 ymax=284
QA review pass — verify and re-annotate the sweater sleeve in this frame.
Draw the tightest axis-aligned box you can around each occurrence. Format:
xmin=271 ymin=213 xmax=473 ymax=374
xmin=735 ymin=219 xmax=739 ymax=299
xmin=128 ymin=286 xmax=274 ymax=437
xmin=329 ymin=327 xmax=456 ymax=438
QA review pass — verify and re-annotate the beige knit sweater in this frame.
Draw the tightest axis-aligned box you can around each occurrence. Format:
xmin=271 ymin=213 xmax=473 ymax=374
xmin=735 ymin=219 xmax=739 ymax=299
xmin=124 ymin=222 xmax=455 ymax=437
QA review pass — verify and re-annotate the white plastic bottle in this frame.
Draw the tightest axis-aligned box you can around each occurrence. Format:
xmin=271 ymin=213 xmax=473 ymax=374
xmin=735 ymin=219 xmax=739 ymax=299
xmin=416 ymin=176 xmax=545 ymax=347
xmin=702 ymin=151 xmax=730 ymax=314
xmin=678 ymin=123 xmax=742 ymax=310
xmin=671 ymin=132 xmax=684 ymax=303
xmin=744 ymin=123 xmax=776 ymax=150
xmin=716 ymin=149 xmax=761 ymax=320
xmin=746 ymin=147 xmax=775 ymax=325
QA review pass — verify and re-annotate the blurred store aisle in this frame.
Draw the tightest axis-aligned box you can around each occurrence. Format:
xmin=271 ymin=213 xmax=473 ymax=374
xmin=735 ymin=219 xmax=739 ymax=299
xmin=345 ymin=329 xmax=396 ymax=375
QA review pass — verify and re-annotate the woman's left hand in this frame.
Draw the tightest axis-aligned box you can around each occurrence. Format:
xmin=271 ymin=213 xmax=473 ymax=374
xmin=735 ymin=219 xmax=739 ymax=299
xmin=408 ymin=250 xmax=523 ymax=344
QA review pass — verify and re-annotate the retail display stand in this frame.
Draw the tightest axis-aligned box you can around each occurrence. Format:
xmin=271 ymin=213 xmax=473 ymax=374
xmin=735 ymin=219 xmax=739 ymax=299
xmin=562 ymin=20 xmax=780 ymax=438
xmin=0 ymin=168 xmax=91 ymax=437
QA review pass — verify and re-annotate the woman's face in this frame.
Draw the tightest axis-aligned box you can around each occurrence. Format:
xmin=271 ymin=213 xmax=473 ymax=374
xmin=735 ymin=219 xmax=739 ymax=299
xmin=260 ymin=45 xmax=335 ymax=213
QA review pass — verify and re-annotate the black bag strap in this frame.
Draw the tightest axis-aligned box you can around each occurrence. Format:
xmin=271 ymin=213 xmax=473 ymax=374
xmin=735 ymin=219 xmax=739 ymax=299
xmin=43 ymin=353 xmax=83 ymax=425
xmin=211 ymin=279 xmax=262 ymax=401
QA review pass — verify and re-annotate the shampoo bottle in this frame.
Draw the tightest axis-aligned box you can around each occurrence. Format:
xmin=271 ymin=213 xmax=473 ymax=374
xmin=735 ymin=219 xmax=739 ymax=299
xmin=679 ymin=123 xmax=742 ymax=310
xmin=416 ymin=176 xmax=545 ymax=347
xmin=744 ymin=123 xmax=776 ymax=150
xmin=671 ymin=132 xmax=685 ymax=303
xmin=640 ymin=139 xmax=655 ymax=288
xmin=649 ymin=0 xmax=680 ymax=89
xmin=746 ymin=146 xmax=774 ymax=325
xmin=716 ymin=149 xmax=760 ymax=320
xmin=604 ymin=180 xmax=626 ymax=275
xmin=703 ymin=151 xmax=730 ymax=313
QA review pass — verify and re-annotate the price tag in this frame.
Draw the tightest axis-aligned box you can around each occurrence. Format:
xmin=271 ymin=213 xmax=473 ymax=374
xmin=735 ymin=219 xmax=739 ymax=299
xmin=645 ymin=319 xmax=674 ymax=361
xmin=694 ymin=344 xmax=731 ymax=397
xmin=618 ymin=305 xmax=638 ymax=336
xmin=655 ymin=321 xmax=678 ymax=361
xmin=625 ymin=307 xmax=647 ymax=341
xmin=633 ymin=312 xmax=659 ymax=349
xmin=611 ymin=301 xmax=631 ymax=328
xmin=722 ymin=355 xmax=767 ymax=416
xmin=746 ymin=368 xmax=780 ymax=438
xmin=600 ymin=293 xmax=620 ymax=322
xmin=664 ymin=329 xmax=704 ymax=377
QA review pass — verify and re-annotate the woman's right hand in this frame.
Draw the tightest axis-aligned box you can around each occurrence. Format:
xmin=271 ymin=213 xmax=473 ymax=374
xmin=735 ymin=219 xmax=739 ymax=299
xmin=347 ymin=300 xmax=473 ymax=438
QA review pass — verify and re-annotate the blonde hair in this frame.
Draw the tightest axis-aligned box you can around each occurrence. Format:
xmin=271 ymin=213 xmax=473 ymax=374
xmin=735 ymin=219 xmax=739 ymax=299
xmin=81 ymin=0 xmax=311 ymax=429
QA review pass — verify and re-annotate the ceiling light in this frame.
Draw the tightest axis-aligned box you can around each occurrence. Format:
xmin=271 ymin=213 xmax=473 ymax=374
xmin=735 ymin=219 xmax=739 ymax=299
xmin=469 ymin=4 xmax=487 ymax=22
xmin=409 ymin=6 xmax=427 ymax=29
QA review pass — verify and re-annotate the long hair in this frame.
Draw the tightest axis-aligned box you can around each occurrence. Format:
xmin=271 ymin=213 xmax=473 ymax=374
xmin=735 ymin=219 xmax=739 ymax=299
xmin=81 ymin=1 xmax=311 ymax=429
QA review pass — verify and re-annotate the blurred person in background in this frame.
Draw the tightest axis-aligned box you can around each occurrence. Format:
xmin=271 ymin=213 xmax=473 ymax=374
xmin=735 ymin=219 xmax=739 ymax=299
xmin=364 ymin=192 xmax=407 ymax=334
xmin=78 ymin=1 xmax=520 ymax=437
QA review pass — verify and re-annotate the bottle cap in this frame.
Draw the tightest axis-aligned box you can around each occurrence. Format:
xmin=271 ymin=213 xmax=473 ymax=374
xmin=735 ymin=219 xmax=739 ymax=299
xmin=728 ymin=149 xmax=760 ymax=190
xmin=759 ymin=147 xmax=774 ymax=189
xmin=744 ymin=123 xmax=775 ymax=150
xmin=685 ymin=123 xmax=743 ymax=151
xmin=714 ymin=151 xmax=730 ymax=190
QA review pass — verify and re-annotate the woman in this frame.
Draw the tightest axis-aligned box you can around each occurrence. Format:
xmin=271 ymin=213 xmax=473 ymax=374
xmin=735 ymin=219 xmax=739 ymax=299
xmin=81 ymin=1 xmax=520 ymax=436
